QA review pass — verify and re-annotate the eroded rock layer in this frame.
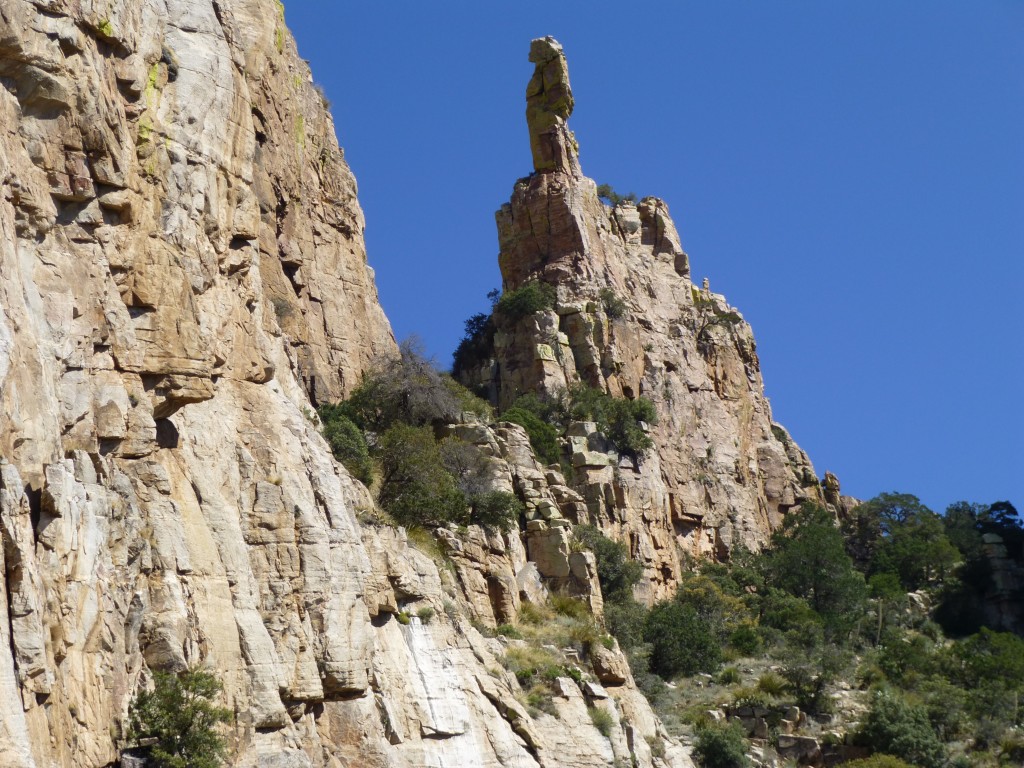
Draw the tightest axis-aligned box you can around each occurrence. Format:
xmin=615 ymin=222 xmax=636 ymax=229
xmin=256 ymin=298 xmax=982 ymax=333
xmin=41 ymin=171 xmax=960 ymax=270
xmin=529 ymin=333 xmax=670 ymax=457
xmin=0 ymin=6 xmax=688 ymax=768
xmin=459 ymin=36 xmax=825 ymax=601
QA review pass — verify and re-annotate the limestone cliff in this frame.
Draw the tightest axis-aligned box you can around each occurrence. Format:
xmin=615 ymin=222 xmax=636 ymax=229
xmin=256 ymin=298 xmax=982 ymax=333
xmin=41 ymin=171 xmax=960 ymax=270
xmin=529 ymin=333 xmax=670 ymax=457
xmin=0 ymin=6 xmax=690 ymax=768
xmin=458 ymin=37 xmax=826 ymax=602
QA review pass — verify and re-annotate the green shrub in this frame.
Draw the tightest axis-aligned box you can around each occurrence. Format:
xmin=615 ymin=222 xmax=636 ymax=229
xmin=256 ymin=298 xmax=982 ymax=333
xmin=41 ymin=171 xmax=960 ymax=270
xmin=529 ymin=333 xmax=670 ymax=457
xmin=442 ymin=375 xmax=492 ymax=420
xmin=694 ymin=303 xmax=744 ymax=356
xmin=760 ymin=503 xmax=867 ymax=639
xmin=603 ymin=396 xmax=656 ymax=456
xmin=588 ymin=706 xmax=614 ymax=737
xmin=604 ymin=595 xmax=649 ymax=651
xmin=916 ymin=675 xmax=969 ymax=742
xmin=730 ymin=686 xmax=770 ymax=710
xmin=776 ymin=626 xmax=848 ymax=714
xmin=470 ymin=491 xmax=524 ymax=530
xmin=856 ymin=690 xmax=947 ymax=768
xmin=573 ymin=525 xmax=643 ymax=602
xmin=728 ymin=625 xmax=763 ymax=656
xmin=599 ymin=287 xmax=627 ymax=319
xmin=127 ymin=668 xmax=232 ymax=768
xmin=1000 ymin=731 xmax=1024 ymax=765
xmin=518 ymin=602 xmax=549 ymax=625
xmin=504 ymin=646 xmax=564 ymax=688
xmin=343 ymin=340 xmax=465 ymax=432
xmin=717 ymin=666 xmax=742 ymax=685
xmin=756 ymin=671 xmax=788 ymax=698
xmin=550 ymin=594 xmax=590 ymax=620
xmin=495 ymin=624 xmax=523 ymax=639
xmin=438 ymin=439 xmax=522 ymax=531
xmin=644 ymin=601 xmax=722 ymax=679
xmin=596 ymin=184 xmax=637 ymax=206
xmin=416 ymin=606 xmax=435 ymax=623
xmin=319 ymin=410 xmax=373 ymax=485
xmin=439 ymin=437 xmax=491 ymax=496
xmin=378 ymin=423 xmax=467 ymax=528
xmin=526 ymin=683 xmax=558 ymax=717
xmin=502 ymin=404 xmax=561 ymax=465
xmin=495 ymin=281 xmax=556 ymax=321
xmin=876 ymin=630 xmax=938 ymax=687
xmin=452 ymin=311 xmax=495 ymax=379
xmin=693 ymin=721 xmax=750 ymax=768
xmin=841 ymin=757 xmax=916 ymax=768
xmin=566 ymin=385 xmax=657 ymax=458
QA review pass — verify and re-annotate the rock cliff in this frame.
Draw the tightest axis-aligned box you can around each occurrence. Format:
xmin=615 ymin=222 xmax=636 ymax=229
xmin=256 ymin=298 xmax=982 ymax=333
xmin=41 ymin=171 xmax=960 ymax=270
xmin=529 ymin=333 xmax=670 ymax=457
xmin=0 ymin=6 xmax=690 ymax=768
xmin=458 ymin=37 xmax=826 ymax=602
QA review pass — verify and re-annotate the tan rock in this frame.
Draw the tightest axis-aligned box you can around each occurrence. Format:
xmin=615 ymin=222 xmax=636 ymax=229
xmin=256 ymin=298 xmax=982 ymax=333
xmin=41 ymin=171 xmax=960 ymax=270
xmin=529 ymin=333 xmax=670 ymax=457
xmin=462 ymin=36 xmax=827 ymax=602
xmin=0 ymin=11 xmax=695 ymax=768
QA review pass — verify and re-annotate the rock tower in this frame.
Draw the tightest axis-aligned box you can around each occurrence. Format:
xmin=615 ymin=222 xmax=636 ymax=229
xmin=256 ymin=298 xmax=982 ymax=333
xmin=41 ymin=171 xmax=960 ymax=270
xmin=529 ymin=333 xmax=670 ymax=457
xmin=459 ymin=37 xmax=827 ymax=600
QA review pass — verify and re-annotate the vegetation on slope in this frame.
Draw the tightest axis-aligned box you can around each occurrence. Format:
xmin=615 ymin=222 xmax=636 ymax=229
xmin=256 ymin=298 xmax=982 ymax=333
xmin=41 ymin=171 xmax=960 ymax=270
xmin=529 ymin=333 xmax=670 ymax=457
xmin=317 ymin=341 xmax=520 ymax=531
xmin=577 ymin=498 xmax=1024 ymax=767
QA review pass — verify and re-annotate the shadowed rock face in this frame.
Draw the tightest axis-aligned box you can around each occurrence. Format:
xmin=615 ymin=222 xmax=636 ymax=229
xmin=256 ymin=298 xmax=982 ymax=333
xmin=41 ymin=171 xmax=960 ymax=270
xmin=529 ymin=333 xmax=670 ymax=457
xmin=0 ymin=10 xmax=691 ymax=768
xmin=461 ymin=37 xmax=829 ymax=600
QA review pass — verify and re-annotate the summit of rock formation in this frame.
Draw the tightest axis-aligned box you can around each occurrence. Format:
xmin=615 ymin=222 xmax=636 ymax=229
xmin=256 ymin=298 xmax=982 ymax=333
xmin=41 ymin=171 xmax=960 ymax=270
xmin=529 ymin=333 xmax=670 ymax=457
xmin=458 ymin=37 xmax=829 ymax=601
xmin=525 ymin=36 xmax=578 ymax=176
xmin=0 ymin=10 xmax=694 ymax=768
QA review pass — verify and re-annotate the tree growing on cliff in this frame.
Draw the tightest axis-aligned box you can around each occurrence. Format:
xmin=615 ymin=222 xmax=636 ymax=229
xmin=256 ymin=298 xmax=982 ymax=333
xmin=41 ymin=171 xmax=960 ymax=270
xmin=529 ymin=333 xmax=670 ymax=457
xmin=127 ymin=668 xmax=232 ymax=768
xmin=596 ymin=184 xmax=637 ymax=206
xmin=378 ymin=423 xmax=467 ymax=528
xmin=341 ymin=339 xmax=473 ymax=432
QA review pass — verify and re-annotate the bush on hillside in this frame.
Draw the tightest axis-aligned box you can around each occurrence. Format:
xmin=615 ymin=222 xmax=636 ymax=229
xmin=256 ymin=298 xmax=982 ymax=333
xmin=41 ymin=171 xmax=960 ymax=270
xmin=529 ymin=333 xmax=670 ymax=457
xmin=341 ymin=340 xmax=468 ymax=433
xmin=378 ymin=423 xmax=467 ymax=528
xmin=452 ymin=311 xmax=495 ymax=379
xmin=760 ymin=503 xmax=867 ymax=639
xmin=856 ymin=690 xmax=947 ymax=768
xmin=566 ymin=384 xmax=657 ymax=457
xmin=470 ymin=490 xmax=524 ymax=530
xmin=596 ymin=184 xmax=637 ymax=207
xmin=502 ymin=402 xmax=562 ymax=466
xmin=573 ymin=525 xmax=642 ymax=602
xmin=599 ymin=287 xmax=627 ymax=319
xmin=841 ymin=757 xmax=916 ymax=768
xmin=495 ymin=281 xmax=556 ymax=321
xmin=693 ymin=721 xmax=749 ymax=768
xmin=644 ymin=601 xmax=722 ymax=678
xmin=319 ymin=410 xmax=373 ymax=485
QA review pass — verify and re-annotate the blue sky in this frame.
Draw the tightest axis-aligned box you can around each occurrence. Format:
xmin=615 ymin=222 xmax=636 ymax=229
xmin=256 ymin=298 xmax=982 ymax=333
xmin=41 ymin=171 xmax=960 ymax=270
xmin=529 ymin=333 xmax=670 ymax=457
xmin=284 ymin=2 xmax=1023 ymax=514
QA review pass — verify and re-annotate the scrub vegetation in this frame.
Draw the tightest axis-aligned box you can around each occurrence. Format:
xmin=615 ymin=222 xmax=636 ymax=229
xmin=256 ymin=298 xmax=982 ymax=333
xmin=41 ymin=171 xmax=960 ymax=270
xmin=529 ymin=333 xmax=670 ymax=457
xmin=573 ymin=497 xmax=1024 ymax=767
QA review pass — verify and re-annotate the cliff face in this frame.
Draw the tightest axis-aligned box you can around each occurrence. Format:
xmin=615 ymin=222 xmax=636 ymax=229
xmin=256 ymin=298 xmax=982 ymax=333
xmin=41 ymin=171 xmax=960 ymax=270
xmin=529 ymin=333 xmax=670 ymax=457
xmin=459 ymin=37 xmax=825 ymax=601
xmin=0 ymin=7 xmax=689 ymax=768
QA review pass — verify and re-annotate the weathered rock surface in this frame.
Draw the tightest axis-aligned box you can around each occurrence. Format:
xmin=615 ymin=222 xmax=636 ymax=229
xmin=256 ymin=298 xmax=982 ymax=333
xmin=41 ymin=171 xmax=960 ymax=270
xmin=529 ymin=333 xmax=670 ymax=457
xmin=459 ymin=37 xmax=828 ymax=601
xmin=0 ymin=7 xmax=689 ymax=768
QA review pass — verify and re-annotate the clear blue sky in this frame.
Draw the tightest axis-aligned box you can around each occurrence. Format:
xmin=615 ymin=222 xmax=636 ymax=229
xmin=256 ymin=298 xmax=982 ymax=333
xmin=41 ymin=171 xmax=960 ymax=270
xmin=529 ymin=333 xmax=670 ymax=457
xmin=285 ymin=2 xmax=1023 ymax=514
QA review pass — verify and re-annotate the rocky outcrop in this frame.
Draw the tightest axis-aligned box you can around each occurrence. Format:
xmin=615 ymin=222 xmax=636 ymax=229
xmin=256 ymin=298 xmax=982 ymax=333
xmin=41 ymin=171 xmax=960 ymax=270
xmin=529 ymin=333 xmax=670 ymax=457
xmin=459 ymin=37 xmax=826 ymax=601
xmin=980 ymin=533 xmax=1024 ymax=635
xmin=0 ymin=6 xmax=688 ymax=767
xmin=525 ymin=37 xmax=578 ymax=176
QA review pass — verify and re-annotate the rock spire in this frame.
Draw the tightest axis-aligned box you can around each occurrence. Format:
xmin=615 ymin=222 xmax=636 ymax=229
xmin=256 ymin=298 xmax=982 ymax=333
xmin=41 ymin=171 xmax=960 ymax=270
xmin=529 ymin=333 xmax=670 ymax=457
xmin=458 ymin=36 xmax=828 ymax=598
xmin=526 ymin=36 xmax=580 ymax=174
